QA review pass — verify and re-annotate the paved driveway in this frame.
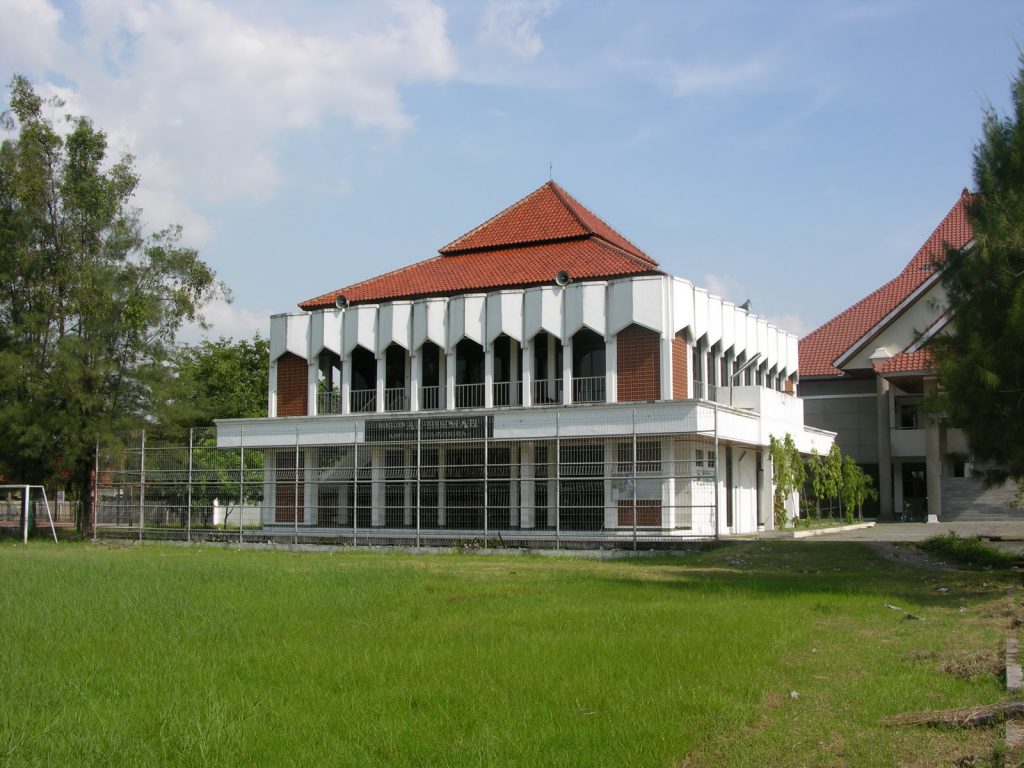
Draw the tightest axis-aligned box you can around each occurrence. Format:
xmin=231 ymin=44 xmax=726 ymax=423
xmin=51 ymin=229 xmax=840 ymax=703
xmin=804 ymin=520 xmax=1024 ymax=554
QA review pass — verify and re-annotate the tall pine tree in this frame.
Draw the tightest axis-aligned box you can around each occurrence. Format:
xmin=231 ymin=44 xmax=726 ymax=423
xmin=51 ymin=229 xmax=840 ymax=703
xmin=0 ymin=76 xmax=220 ymax=532
xmin=933 ymin=57 xmax=1024 ymax=484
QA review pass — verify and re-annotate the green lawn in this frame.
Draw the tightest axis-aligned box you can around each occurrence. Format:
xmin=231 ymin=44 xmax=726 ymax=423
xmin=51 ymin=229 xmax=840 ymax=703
xmin=0 ymin=540 xmax=1016 ymax=767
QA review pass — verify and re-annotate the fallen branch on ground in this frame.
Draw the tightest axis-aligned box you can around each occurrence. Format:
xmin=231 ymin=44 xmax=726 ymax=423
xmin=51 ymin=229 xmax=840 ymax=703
xmin=882 ymin=701 xmax=1024 ymax=728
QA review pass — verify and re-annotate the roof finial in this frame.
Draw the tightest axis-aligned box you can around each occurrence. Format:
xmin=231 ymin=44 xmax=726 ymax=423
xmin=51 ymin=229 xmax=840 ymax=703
xmin=549 ymin=161 xmax=553 ymax=181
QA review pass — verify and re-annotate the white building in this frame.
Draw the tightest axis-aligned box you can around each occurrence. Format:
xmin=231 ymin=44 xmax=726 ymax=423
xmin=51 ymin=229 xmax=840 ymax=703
xmin=216 ymin=182 xmax=832 ymax=542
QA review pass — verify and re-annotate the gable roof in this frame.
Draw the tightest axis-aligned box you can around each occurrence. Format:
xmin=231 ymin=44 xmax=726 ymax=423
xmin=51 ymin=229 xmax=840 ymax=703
xmin=300 ymin=181 xmax=661 ymax=310
xmin=798 ymin=190 xmax=973 ymax=378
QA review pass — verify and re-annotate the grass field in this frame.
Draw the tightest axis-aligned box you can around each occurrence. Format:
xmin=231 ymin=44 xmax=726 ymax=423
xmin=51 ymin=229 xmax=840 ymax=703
xmin=0 ymin=539 xmax=1018 ymax=767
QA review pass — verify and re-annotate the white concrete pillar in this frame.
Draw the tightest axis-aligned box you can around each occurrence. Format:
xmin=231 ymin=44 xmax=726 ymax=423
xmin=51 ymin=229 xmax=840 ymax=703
xmin=562 ymin=336 xmax=573 ymax=405
xmin=759 ymin=450 xmax=774 ymax=530
xmin=876 ymin=376 xmax=893 ymax=518
xmin=375 ymin=357 xmax=385 ymax=413
xmin=509 ymin=342 xmax=520 ymax=406
xmin=522 ymin=337 xmax=534 ymax=407
xmin=605 ymin=335 xmax=617 ymax=404
xmin=509 ymin=445 xmax=520 ymax=526
xmin=662 ymin=437 xmax=675 ymax=529
xmin=341 ymin=355 xmax=352 ymax=415
xmin=604 ymin=438 xmax=618 ymax=529
xmin=925 ymin=377 xmax=942 ymax=523
xmin=893 ymin=461 xmax=904 ymax=520
xmin=268 ymin=359 xmax=278 ymax=417
xmin=371 ymin=447 xmax=384 ymax=526
xmin=437 ymin=446 xmax=447 ymax=525
xmin=519 ymin=442 xmax=534 ymax=528
xmin=484 ymin=343 xmax=494 ymax=408
xmin=307 ymin=360 xmax=319 ymax=416
xmin=303 ymin=447 xmax=316 ymax=524
xmin=409 ymin=350 xmax=420 ymax=411
xmin=660 ymin=333 xmax=672 ymax=402
xmin=403 ymin=446 xmax=414 ymax=526
xmin=445 ymin=349 xmax=456 ymax=411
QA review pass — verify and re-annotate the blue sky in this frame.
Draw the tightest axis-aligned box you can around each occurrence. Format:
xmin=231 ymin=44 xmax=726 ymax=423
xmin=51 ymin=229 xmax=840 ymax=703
xmin=2 ymin=0 xmax=1022 ymax=341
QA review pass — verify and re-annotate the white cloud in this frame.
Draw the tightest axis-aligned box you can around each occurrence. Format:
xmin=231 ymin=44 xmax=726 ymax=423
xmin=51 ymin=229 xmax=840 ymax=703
xmin=763 ymin=312 xmax=808 ymax=337
xmin=664 ymin=55 xmax=775 ymax=97
xmin=477 ymin=0 xmax=557 ymax=60
xmin=4 ymin=0 xmax=455 ymax=232
xmin=703 ymin=273 xmax=746 ymax=304
xmin=0 ymin=0 xmax=64 ymax=72
xmin=177 ymin=296 xmax=272 ymax=345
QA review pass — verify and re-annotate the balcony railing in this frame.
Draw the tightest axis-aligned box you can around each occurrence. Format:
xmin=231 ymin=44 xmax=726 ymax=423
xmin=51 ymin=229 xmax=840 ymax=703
xmin=454 ymin=382 xmax=485 ymax=409
xmin=532 ymin=379 xmax=563 ymax=405
xmin=384 ymin=387 xmax=408 ymax=412
xmin=350 ymin=389 xmax=376 ymax=413
xmin=317 ymin=390 xmax=341 ymax=415
xmin=492 ymin=380 xmax=523 ymax=407
xmin=571 ymin=376 xmax=606 ymax=403
xmin=420 ymin=385 xmax=445 ymax=410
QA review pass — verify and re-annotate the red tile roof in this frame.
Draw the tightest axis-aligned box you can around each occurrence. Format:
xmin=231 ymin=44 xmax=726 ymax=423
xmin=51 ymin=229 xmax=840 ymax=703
xmin=799 ymin=190 xmax=973 ymax=378
xmin=873 ymin=349 xmax=935 ymax=375
xmin=300 ymin=181 xmax=661 ymax=310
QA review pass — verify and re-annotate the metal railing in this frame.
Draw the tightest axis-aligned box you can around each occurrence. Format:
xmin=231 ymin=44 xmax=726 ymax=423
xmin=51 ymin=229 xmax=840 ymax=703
xmin=532 ymin=379 xmax=563 ymax=405
xmin=571 ymin=376 xmax=606 ymax=403
xmin=420 ymin=385 xmax=445 ymax=410
xmin=350 ymin=389 xmax=376 ymax=413
xmin=384 ymin=388 xmax=408 ymax=412
xmin=317 ymin=390 xmax=341 ymax=415
xmin=454 ymin=383 xmax=485 ymax=409
xmin=492 ymin=381 xmax=523 ymax=407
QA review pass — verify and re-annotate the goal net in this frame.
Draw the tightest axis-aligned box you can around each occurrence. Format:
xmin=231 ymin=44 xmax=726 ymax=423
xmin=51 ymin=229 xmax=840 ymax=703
xmin=0 ymin=485 xmax=60 ymax=543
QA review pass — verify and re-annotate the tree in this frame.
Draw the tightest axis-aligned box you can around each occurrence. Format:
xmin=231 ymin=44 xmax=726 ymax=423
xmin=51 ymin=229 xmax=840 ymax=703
xmin=768 ymin=433 xmax=805 ymax=528
xmin=932 ymin=57 xmax=1024 ymax=486
xmin=840 ymin=456 xmax=877 ymax=523
xmin=161 ymin=335 xmax=269 ymax=427
xmin=808 ymin=444 xmax=843 ymax=519
xmin=0 ymin=75 xmax=220 ymax=533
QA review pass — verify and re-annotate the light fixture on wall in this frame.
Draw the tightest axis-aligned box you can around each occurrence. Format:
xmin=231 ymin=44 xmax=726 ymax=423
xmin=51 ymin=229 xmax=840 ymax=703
xmin=554 ymin=270 xmax=571 ymax=286
xmin=334 ymin=295 xmax=348 ymax=309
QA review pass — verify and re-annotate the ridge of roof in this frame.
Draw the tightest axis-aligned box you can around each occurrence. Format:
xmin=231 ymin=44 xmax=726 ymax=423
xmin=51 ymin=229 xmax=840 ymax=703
xmin=298 ymin=237 xmax=663 ymax=310
xmin=799 ymin=192 xmax=973 ymax=378
xmin=437 ymin=181 xmax=656 ymax=264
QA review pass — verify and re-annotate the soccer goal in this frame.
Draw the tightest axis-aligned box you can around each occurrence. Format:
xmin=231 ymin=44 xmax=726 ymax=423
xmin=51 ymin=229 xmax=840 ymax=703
xmin=0 ymin=485 xmax=59 ymax=544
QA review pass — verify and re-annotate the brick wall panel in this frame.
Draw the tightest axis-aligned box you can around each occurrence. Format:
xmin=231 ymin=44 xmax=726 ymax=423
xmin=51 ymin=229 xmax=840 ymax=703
xmin=616 ymin=324 xmax=661 ymax=402
xmin=276 ymin=352 xmax=308 ymax=417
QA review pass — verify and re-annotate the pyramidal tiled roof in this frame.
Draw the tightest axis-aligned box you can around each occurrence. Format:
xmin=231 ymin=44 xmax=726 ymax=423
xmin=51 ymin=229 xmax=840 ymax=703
xmin=799 ymin=190 xmax=973 ymax=378
xmin=299 ymin=181 xmax=661 ymax=310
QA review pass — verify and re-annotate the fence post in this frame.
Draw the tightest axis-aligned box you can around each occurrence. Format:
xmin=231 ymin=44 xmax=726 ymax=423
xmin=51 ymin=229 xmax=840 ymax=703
xmin=21 ymin=484 xmax=29 ymax=545
xmin=187 ymin=428 xmax=193 ymax=543
xmin=92 ymin=439 xmax=99 ymax=542
xmin=483 ymin=421 xmax=489 ymax=545
xmin=139 ymin=430 xmax=146 ymax=543
xmin=239 ymin=426 xmax=245 ymax=544
xmin=353 ymin=431 xmax=359 ymax=548
xmin=713 ymin=404 xmax=720 ymax=541
xmin=632 ymin=410 xmax=638 ymax=552
xmin=555 ymin=411 xmax=560 ymax=551
xmin=415 ymin=418 xmax=421 ymax=549
xmin=293 ymin=428 xmax=299 ymax=546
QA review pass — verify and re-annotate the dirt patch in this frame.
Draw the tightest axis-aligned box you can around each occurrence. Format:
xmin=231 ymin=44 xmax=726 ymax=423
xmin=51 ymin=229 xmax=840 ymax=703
xmin=865 ymin=541 xmax=953 ymax=571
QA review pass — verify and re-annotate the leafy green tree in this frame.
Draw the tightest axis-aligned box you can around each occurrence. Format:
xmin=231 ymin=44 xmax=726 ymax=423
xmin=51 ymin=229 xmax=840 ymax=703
xmin=162 ymin=335 xmax=269 ymax=427
xmin=768 ymin=433 xmax=805 ymax=528
xmin=932 ymin=58 xmax=1024 ymax=486
xmin=840 ymin=456 xmax=878 ymax=523
xmin=809 ymin=444 xmax=843 ymax=519
xmin=0 ymin=75 xmax=220 ymax=533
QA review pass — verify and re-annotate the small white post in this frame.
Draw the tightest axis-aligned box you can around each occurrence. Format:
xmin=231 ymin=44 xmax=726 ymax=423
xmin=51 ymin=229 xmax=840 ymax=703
xmin=22 ymin=484 xmax=29 ymax=545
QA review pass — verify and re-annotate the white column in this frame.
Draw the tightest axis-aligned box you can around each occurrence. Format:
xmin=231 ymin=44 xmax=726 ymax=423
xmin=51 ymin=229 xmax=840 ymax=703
xmin=605 ymin=335 xmax=617 ymax=404
xmin=303 ymin=448 xmax=316 ymax=525
xmin=876 ymin=376 xmax=893 ymax=518
xmin=509 ymin=445 xmax=520 ymax=527
xmin=307 ymin=360 xmax=318 ymax=416
xmin=437 ymin=446 xmax=447 ymax=525
xmin=662 ymin=437 xmax=675 ymax=529
xmin=268 ymin=359 xmax=278 ymax=417
xmin=445 ymin=349 xmax=456 ymax=411
xmin=509 ymin=342 xmax=520 ymax=406
xmin=924 ymin=376 xmax=942 ymax=523
xmin=340 ymin=355 xmax=352 ymax=415
xmin=660 ymin=332 xmax=672 ymax=401
xmin=409 ymin=350 xmax=420 ymax=411
xmin=403 ymin=446 xmax=413 ymax=525
xmin=561 ymin=336 xmax=573 ymax=405
xmin=484 ymin=343 xmax=494 ymax=408
xmin=522 ymin=337 xmax=534 ymax=407
xmin=519 ymin=442 xmax=534 ymax=528
xmin=604 ymin=438 xmax=618 ymax=529
xmin=375 ymin=356 xmax=385 ymax=413
xmin=759 ymin=450 xmax=774 ymax=530
xmin=371 ymin=447 xmax=384 ymax=526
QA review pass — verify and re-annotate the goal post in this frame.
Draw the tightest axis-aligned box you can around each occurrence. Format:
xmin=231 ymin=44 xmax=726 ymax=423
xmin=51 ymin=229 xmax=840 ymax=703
xmin=0 ymin=485 xmax=58 ymax=544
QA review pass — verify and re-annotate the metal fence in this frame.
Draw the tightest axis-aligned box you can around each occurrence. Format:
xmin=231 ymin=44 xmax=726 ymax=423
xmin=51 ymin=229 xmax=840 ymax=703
xmin=95 ymin=414 xmax=726 ymax=549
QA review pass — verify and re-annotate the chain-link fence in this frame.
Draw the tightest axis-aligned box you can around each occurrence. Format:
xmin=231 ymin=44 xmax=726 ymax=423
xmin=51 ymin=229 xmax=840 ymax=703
xmin=96 ymin=409 xmax=753 ymax=549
